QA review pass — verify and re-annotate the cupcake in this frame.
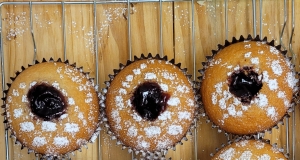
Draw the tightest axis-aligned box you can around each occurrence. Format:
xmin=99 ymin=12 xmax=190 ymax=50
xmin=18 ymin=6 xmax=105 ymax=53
xmin=100 ymin=53 xmax=199 ymax=159
xmin=2 ymin=58 xmax=101 ymax=158
xmin=212 ymin=138 xmax=287 ymax=159
xmin=199 ymin=35 xmax=298 ymax=135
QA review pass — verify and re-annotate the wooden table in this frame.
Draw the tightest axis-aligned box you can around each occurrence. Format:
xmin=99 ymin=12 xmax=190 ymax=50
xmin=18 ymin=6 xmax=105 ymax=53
xmin=0 ymin=0 xmax=299 ymax=159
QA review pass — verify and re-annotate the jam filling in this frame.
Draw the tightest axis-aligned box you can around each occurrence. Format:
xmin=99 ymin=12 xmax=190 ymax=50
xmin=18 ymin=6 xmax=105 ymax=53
xmin=27 ymin=83 xmax=67 ymax=121
xmin=228 ymin=66 xmax=263 ymax=104
xmin=131 ymin=81 xmax=170 ymax=121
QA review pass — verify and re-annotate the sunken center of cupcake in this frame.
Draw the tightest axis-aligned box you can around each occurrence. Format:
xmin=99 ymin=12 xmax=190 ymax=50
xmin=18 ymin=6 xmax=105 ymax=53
xmin=228 ymin=66 xmax=263 ymax=104
xmin=131 ymin=81 xmax=170 ymax=121
xmin=27 ymin=83 xmax=67 ymax=121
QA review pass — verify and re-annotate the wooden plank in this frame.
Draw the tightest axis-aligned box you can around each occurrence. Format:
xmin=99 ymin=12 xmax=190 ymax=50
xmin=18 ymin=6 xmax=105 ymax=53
xmin=1 ymin=0 xmax=299 ymax=159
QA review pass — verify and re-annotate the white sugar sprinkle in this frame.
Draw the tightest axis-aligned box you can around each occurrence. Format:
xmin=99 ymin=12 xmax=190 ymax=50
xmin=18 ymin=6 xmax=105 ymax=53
xmin=30 ymin=81 xmax=37 ymax=88
xmin=122 ymin=82 xmax=130 ymax=88
xmin=13 ymin=108 xmax=23 ymax=118
xmin=251 ymin=57 xmax=259 ymax=65
xmin=244 ymin=52 xmax=252 ymax=58
xmin=118 ymin=88 xmax=127 ymax=95
xmin=219 ymin=148 xmax=235 ymax=159
xmin=277 ymin=91 xmax=286 ymax=99
xmin=126 ymin=75 xmax=133 ymax=81
xmin=267 ymin=107 xmax=277 ymax=121
xmin=140 ymin=63 xmax=147 ymax=69
xmin=271 ymin=60 xmax=282 ymax=76
xmin=178 ymin=111 xmax=191 ymax=120
xmin=64 ymin=123 xmax=79 ymax=133
xmin=144 ymin=126 xmax=161 ymax=137
xmin=227 ymin=105 xmax=236 ymax=116
xmin=268 ymin=79 xmax=278 ymax=90
xmin=42 ymin=121 xmax=57 ymax=132
xmin=52 ymin=82 xmax=60 ymax=89
xmin=258 ymin=154 xmax=271 ymax=160
xmin=158 ymin=111 xmax=171 ymax=120
xmin=214 ymin=82 xmax=223 ymax=94
xmin=12 ymin=89 xmax=19 ymax=96
xmin=256 ymin=94 xmax=268 ymax=107
xmin=144 ymin=73 xmax=157 ymax=79
xmin=133 ymin=68 xmax=141 ymax=75
xmin=19 ymin=82 xmax=26 ymax=89
xmin=68 ymin=98 xmax=75 ymax=105
xmin=32 ymin=137 xmax=46 ymax=147
xmin=160 ymin=83 xmax=168 ymax=92
xmin=53 ymin=137 xmax=69 ymax=147
xmin=20 ymin=122 xmax=34 ymax=132
xmin=167 ymin=125 xmax=182 ymax=135
xmin=138 ymin=140 xmax=150 ymax=149
xmin=270 ymin=46 xmax=279 ymax=54
xmin=239 ymin=151 xmax=252 ymax=159
xmin=21 ymin=95 xmax=28 ymax=102
xmin=167 ymin=97 xmax=180 ymax=106
xmin=127 ymin=126 xmax=137 ymax=137
xmin=286 ymin=72 xmax=298 ymax=89
xmin=115 ymin=96 xmax=124 ymax=108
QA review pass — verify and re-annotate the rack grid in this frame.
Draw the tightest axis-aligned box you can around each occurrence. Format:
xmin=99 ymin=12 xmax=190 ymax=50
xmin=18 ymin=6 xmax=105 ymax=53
xmin=0 ymin=0 xmax=297 ymax=159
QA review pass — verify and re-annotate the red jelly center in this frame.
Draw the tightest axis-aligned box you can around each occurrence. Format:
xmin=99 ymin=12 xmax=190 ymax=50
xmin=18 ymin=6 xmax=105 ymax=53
xmin=131 ymin=81 xmax=170 ymax=121
xmin=228 ymin=66 xmax=263 ymax=104
xmin=27 ymin=83 xmax=67 ymax=121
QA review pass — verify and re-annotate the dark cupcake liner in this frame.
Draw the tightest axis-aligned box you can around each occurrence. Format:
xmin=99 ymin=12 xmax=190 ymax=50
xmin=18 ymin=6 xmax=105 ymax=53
xmin=99 ymin=53 xmax=200 ymax=159
xmin=1 ymin=57 xmax=101 ymax=159
xmin=197 ymin=34 xmax=299 ymax=137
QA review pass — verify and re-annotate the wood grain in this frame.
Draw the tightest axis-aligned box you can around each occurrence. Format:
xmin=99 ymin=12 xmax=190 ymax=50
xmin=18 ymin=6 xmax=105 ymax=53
xmin=0 ymin=0 xmax=299 ymax=159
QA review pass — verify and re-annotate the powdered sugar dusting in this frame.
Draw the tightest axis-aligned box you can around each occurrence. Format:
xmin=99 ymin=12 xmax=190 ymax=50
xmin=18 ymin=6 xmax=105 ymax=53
xmin=271 ymin=60 xmax=282 ymax=75
xmin=53 ymin=137 xmax=69 ymax=147
xmin=239 ymin=151 xmax=252 ymax=159
xmin=127 ymin=126 xmax=137 ymax=137
xmin=268 ymin=79 xmax=278 ymax=90
xmin=219 ymin=148 xmax=235 ymax=159
xmin=167 ymin=125 xmax=182 ymax=135
xmin=32 ymin=137 xmax=46 ymax=147
xmin=13 ymin=108 xmax=23 ymax=118
xmin=42 ymin=121 xmax=57 ymax=132
xmin=158 ymin=111 xmax=171 ymax=120
xmin=167 ymin=97 xmax=180 ymax=106
xmin=20 ymin=122 xmax=34 ymax=132
xmin=178 ymin=111 xmax=191 ymax=120
xmin=258 ymin=154 xmax=271 ymax=160
xmin=144 ymin=73 xmax=157 ymax=79
xmin=64 ymin=123 xmax=80 ymax=133
xmin=144 ymin=126 xmax=161 ymax=137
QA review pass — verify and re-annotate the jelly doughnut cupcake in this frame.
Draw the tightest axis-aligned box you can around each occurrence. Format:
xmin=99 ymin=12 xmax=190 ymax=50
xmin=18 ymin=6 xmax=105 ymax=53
xmin=100 ymin=53 xmax=198 ymax=158
xmin=2 ymin=58 xmax=101 ymax=158
xmin=199 ymin=35 xmax=298 ymax=135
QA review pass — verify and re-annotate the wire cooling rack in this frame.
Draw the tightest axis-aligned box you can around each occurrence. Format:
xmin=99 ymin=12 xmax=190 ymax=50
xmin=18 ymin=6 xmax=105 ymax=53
xmin=0 ymin=0 xmax=297 ymax=160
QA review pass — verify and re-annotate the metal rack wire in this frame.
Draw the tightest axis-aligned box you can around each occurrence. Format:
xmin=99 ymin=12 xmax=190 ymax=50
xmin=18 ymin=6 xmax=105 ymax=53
xmin=0 ymin=0 xmax=296 ymax=160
